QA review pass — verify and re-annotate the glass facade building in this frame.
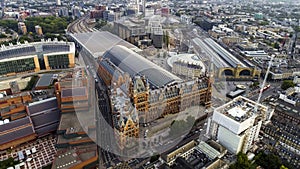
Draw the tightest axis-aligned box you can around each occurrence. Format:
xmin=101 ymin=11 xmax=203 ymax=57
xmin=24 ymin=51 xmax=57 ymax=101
xmin=47 ymin=54 xmax=70 ymax=69
xmin=0 ymin=41 xmax=75 ymax=76
xmin=0 ymin=57 xmax=36 ymax=75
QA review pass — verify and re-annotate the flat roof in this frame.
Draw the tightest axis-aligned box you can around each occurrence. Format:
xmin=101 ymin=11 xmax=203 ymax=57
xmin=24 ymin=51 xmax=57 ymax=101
xmin=0 ymin=116 xmax=31 ymax=133
xmin=61 ymin=87 xmax=87 ymax=98
xmin=215 ymin=96 xmax=267 ymax=123
xmin=0 ymin=41 xmax=75 ymax=61
xmin=227 ymin=89 xmax=245 ymax=97
xmin=71 ymin=31 xmax=140 ymax=58
xmin=196 ymin=141 xmax=221 ymax=159
xmin=35 ymin=74 xmax=53 ymax=87
xmin=228 ymin=107 xmax=247 ymax=118
xmin=27 ymin=97 xmax=58 ymax=116
xmin=58 ymin=113 xmax=84 ymax=132
xmin=0 ymin=126 xmax=34 ymax=145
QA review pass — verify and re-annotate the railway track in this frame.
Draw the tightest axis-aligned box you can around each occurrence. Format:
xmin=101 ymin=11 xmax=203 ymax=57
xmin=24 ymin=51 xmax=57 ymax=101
xmin=67 ymin=15 xmax=94 ymax=34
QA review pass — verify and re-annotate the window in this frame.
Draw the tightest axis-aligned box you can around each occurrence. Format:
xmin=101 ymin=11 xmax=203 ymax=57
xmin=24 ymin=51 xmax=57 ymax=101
xmin=0 ymin=57 xmax=36 ymax=75
xmin=47 ymin=54 xmax=70 ymax=69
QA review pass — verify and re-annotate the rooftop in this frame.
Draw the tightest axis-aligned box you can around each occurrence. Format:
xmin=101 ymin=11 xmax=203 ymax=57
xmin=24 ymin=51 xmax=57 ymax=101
xmin=35 ymin=74 xmax=54 ymax=88
xmin=215 ymin=96 xmax=267 ymax=123
xmin=27 ymin=97 xmax=58 ymax=116
xmin=167 ymin=52 xmax=206 ymax=73
xmin=58 ymin=113 xmax=84 ymax=133
xmin=0 ymin=116 xmax=35 ymax=145
xmin=196 ymin=141 xmax=221 ymax=159
xmin=102 ymin=45 xmax=182 ymax=88
xmin=203 ymin=38 xmax=246 ymax=67
xmin=0 ymin=40 xmax=75 ymax=61
xmin=71 ymin=31 xmax=140 ymax=58
xmin=52 ymin=144 xmax=97 ymax=169
xmin=61 ymin=87 xmax=87 ymax=98
xmin=192 ymin=38 xmax=229 ymax=68
xmin=111 ymin=87 xmax=131 ymax=115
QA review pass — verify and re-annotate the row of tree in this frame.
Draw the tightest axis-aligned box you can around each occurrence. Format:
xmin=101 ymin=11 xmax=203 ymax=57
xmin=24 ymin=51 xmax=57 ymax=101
xmin=230 ymin=151 xmax=290 ymax=169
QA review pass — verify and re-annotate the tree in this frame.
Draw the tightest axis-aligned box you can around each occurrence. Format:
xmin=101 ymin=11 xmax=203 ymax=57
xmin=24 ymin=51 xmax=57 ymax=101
xmin=24 ymin=16 xmax=71 ymax=34
xmin=280 ymin=165 xmax=288 ymax=169
xmin=254 ymin=151 xmax=282 ymax=169
xmin=253 ymin=81 xmax=259 ymax=88
xmin=0 ymin=20 xmax=18 ymax=32
xmin=274 ymin=42 xmax=280 ymax=49
xmin=150 ymin=154 xmax=160 ymax=163
xmin=281 ymin=80 xmax=295 ymax=90
xmin=0 ymin=157 xmax=19 ymax=168
xmin=295 ymin=26 xmax=300 ymax=33
xmin=229 ymin=152 xmax=252 ymax=169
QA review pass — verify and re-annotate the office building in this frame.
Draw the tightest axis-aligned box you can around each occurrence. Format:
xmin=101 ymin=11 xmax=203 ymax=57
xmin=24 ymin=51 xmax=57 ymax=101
xmin=148 ymin=16 xmax=163 ymax=48
xmin=114 ymin=18 xmax=146 ymax=45
xmin=58 ymin=7 xmax=69 ymax=17
xmin=0 ymin=40 xmax=75 ymax=77
xmin=208 ymin=96 xmax=270 ymax=154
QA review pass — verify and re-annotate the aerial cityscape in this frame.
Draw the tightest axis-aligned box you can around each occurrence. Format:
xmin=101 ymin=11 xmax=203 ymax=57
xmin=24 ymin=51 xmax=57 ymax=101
xmin=0 ymin=0 xmax=299 ymax=169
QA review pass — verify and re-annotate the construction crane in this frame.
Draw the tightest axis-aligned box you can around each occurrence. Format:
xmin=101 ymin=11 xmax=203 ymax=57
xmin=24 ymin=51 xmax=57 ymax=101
xmin=254 ymin=55 xmax=274 ymax=113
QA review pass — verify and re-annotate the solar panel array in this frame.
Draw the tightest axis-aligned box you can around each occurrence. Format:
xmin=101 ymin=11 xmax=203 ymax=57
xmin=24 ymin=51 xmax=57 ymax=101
xmin=42 ymin=44 xmax=70 ymax=53
xmin=27 ymin=98 xmax=58 ymax=116
xmin=34 ymin=123 xmax=59 ymax=136
xmin=0 ymin=116 xmax=31 ymax=133
xmin=0 ymin=43 xmax=72 ymax=62
xmin=0 ymin=46 xmax=36 ymax=60
xmin=30 ymin=109 xmax=60 ymax=129
xmin=0 ymin=125 xmax=34 ymax=145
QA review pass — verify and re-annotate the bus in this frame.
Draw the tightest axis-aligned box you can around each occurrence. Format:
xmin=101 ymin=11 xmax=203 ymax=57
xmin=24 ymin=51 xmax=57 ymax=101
xmin=259 ymin=84 xmax=270 ymax=93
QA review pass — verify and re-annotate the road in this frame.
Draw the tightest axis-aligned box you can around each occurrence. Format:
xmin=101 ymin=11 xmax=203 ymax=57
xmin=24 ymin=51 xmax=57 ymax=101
xmin=247 ymin=82 xmax=281 ymax=101
xmin=77 ymin=46 xmax=119 ymax=168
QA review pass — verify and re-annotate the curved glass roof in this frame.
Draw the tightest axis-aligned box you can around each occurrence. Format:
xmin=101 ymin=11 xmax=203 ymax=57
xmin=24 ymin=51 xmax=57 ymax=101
xmin=102 ymin=45 xmax=182 ymax=88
